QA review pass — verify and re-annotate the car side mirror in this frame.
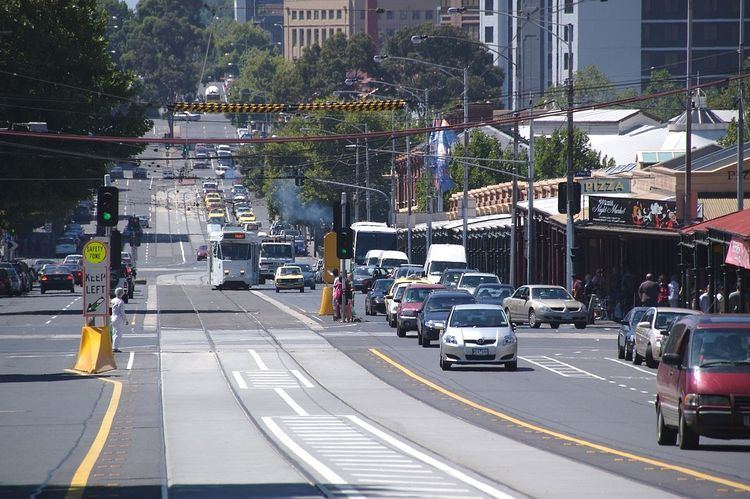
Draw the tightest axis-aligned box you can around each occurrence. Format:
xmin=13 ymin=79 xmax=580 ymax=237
xmin=637 ymin=321 xmax=650 ymax=329
xmin=621 ymin=319 xmax=629 ymax=325
xmin=394 ymin=298 xmax=401 ymax=303
xmin=662 ymin=353 xmax=681 ymax=366
xmin=385 ymin=294 xmax=392 ymax=299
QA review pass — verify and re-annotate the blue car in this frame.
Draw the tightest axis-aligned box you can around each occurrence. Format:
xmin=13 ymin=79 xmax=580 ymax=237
xmin=618 ymin=307 xmax=649 ymax=361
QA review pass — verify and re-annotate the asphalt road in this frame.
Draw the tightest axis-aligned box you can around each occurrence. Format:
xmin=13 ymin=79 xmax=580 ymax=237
xmin=1 ymin=116 xmax=749 ymax=499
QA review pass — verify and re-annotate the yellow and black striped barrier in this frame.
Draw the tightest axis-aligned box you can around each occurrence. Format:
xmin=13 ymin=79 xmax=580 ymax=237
xmin=168 ymin=100 xmax=407 ymax=113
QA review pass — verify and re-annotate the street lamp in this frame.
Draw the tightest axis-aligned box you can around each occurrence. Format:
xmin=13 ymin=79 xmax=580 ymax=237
xmin=374 ymin=54 xmax=469 ymax=251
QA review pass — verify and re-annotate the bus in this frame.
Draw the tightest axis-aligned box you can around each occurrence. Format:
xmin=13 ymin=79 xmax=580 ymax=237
xmin=205 ymin=85 xmax=221 ymax=103
xmin=208 ymin=227 xmax=260 ymax=290
xmin=351 ymin=222 xmax=398 ymax=267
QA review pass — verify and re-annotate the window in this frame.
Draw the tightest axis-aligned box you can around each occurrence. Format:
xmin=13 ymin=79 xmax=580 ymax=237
xmin=425 ymin=10 xmax=433 ymax=20
xmin=321 ymin=10 xmax=326 ymax=19
xmin=563 ymin=52 xmax=572 ymax=70
xmin=360 ymin=10 xmax=365 ymax=19
xmin=291 ymin=11 xmax=297 ymax=20
xmin=337 ymin=9 xmax=342 ymax=19
xmin=484 ymin=26 xmax=494 ymax=43
xmin=386 ymin=10 xmax=394 ymax=20
xmin=306 ymin=10 xmax=311 ymax=20
xmin=292 ymin=29 xmax=297 ymax=46
xmin=314 ymin=29 xmax=319 ymax=45
xmin=330 ymin=28 xmax=334 ymax=37
xmin=337 ymin=27 xmax=342 ymax=33
xmin=314 ymin=10 xmax=319 ymax=20
xmin=484 ymin=0 xmax=493 ymax=12
xmin=564 ymin=0 xmax=573 ymax=14
xmin=329 ymin=10 xmax=334 ymax=19
xmin=412 ymin=10 xmax=420 ymax=20
xmin=400 ymin=10 xmax=407 ymax=20
xmin=322 ymin=30 xmax=327 ymax=41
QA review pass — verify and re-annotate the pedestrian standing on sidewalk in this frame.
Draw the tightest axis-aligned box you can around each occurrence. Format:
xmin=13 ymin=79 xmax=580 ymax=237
xmin=110 ymin=287 xmax=128 ymax=353
xmin=344 ymin=273 xmax=354 ymax=322
xmin=638 ymin=273 xmax=659 ymax=307
xmin=668 ymin=274 xmax=680 ymax=308
xmin=331 ymin=269 xmax=341 ymax=321
xmin=657 ymin=275 xmax=670 ymax=307
xmin=699 ymin=285 xmax=711 ymax=313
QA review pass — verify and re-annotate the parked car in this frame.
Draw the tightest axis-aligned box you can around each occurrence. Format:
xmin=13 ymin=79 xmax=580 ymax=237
xmin=10 ymin=261 xmax=33 ymax=292
xmin=396 ymin=283 xmax=445 ymax=338
xmin=503 ymin=285 xmax=588 ymax=329
xmin=417 ymin=290 xmax=475 ymax=347
xmin=0 ymin=264 xmax=23 ymax=295
xmin=0 ymin=268 xmax=12 ymax=296
xmin=474 ymin=283 xmax=515 ymax=305
xmin=633 ymin=307 xmax=701 ymax=368
xmin=439 ymin=304 xmax=517 ymax=371
xmin=617 ymin=307 xmax=649 ymax=361
xmin=39 ymin=265 xmax=75 ymax=294
xmin=352 ymin=265 xmax=389 ymax=293
xmin=196 ymin=245 xmax=208 ymax=261
xmin=289 ymin=263 xmax=316 ymax=290
xmin=274 ymin=265 xmax=305 ymax=293
xmin=438 ymin=268 xmax=478 ymax=289
xmin=365 ymin=278 xmax=395 ymax=316
xmin=656 ymin=315 xmax=750 ymax=449
xmin=456 ymin=272 xmax=500 ymax=295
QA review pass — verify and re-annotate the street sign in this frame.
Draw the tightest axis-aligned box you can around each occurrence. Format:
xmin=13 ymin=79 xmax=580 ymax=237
xmin=83 ymin=239 xmax=110 ymax=319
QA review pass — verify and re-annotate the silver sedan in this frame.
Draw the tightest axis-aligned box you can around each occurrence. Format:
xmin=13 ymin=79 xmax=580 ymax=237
xmin=502 ymin=285 xmax=587 ymax=329
xmin=439 ymin=304 xmax=517 ymax=371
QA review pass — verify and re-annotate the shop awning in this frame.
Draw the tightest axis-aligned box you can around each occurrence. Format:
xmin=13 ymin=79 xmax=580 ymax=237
xmin=682 ymin=207 xmax=750 ymax=238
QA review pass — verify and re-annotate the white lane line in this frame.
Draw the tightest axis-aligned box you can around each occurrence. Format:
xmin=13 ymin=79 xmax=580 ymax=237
xmin=45 ymin=320 xmax=52 ymax=325
xmin=249 ymin=291 xmax=323 ymax=331
xmin=232 ymin=370 xmax=248 ymax=389
xmin=274 ymin=387 xmax=308 ymax=416
xmin=247 ymin=349 xmax=269 ymax=370
xmin=261 ymin=417 xmax=352 ymax=488
xmin=518 ymin=356 xmax=606 ymax=380
xmin=346 ymin=415 xmax=513 ymax=499
xmin=126 ymin=352 xmax=135 ymax=370
xmin=606 ymin=357 xmax=657 ymax=376
xmin=179 ymin=240 xmax=185 ymax=264
xmin=290 ymin=369 xmax=314 ymax=388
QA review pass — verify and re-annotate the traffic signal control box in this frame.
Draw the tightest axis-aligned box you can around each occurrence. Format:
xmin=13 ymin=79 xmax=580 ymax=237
xmin=558 ymin=181 xmax=582 ymax=215
xmin=97 ymin=187 xmax=119 ymax=227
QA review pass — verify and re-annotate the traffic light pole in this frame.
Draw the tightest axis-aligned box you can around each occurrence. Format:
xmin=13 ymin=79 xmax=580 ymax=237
xmin=340 ymin=191 xmax=347 ymax=322
xmin=565 ymin=23 xmax=575 ymax=292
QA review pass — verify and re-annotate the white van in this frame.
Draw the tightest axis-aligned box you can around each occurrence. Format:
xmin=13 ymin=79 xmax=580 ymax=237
xmin=423 ymin=244 xmax=467 ymax=284
xmin=378 ymin=250 xmax=408 ymax=270
xmin=364 ymin=250 xmax=384 ymax=267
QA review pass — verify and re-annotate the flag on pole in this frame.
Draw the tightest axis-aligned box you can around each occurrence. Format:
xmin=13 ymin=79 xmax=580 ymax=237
xmin=428 ymin=119 xmax=457 ymax=192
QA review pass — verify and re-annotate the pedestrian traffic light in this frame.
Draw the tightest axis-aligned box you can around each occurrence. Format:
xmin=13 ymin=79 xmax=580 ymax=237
xmin=96 ymin=186 xmax=119 ymax=227
xmin=558 ymin=181 xmax=582 ymax=215
xmin=182 ymin=144 xmax=189 ymax=159
xmin=110 ymin=229 xmax=122 ymax=270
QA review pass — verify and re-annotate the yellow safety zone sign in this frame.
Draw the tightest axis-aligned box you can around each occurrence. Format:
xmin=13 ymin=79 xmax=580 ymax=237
xmin=168 ymin=100 xmax=407 ymax=113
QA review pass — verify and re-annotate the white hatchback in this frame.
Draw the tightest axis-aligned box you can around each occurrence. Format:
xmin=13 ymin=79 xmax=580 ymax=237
xmin=440 ymin=304 xmax=517 ymax=371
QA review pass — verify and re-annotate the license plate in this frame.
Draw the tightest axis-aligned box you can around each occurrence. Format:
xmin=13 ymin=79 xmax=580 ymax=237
xmin=471 ymin=348 xmax=489 ymax=356
xmin=744 ymin=415 xmax=750 ymax=426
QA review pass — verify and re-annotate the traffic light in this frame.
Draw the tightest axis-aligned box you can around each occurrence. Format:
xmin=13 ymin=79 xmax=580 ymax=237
xmin=294 ymin=168 xmax=304 ymax=187
xmin=97 ymin=186 xmax=119 ymax=227
xmin=333 ymin=201 xmax=352 ymax=260
xmin=182 ymin=144 xmax=189 ymax=159
xmin=110 ymin=229 xmax=122 ymax=270
xmin=558 ymin=181 xmax=581 ymax=215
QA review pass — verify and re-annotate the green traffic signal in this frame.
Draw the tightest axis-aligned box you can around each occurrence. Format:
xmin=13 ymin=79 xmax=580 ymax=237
xmin=103 ymin=213 xmax=112 ymax=221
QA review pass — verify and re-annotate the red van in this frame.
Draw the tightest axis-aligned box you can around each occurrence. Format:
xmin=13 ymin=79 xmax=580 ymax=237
xmin=656 ymin=315 xmax=750 ymax=449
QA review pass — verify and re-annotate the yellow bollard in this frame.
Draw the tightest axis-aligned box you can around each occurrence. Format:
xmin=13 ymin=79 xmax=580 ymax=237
xmin=73 ymin=326 xmax=117 ymax=373
xmin=319 ymin=285 xmax=334 ymax=316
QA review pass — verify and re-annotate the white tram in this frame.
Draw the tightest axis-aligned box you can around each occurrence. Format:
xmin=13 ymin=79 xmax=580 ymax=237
xmin=208 ymin=226 xmax=260 ymax=289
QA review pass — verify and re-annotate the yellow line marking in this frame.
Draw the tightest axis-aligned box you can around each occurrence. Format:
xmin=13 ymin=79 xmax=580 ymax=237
xmin=369 ymin=348 xmax=750 ymax=492
xmin=63 ymin=371 xmax=123 ymax=499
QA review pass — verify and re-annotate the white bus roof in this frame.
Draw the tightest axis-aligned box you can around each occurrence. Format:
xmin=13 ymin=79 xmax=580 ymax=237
xmin=380 ymin=250 xmax=408 ymax=260
xmin=351 ymin=222 xmax=396 ymax=233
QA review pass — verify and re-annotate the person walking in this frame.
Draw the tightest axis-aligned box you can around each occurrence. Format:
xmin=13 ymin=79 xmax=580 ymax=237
xmin=729 ymin=285 xmax=742 ymax=313
xmin=657 ymin=275 xmax=670 ymax=307
xmin=571 ymin=274 xmax=584 ymax=302
xmin=331 ymin=269 xmax=341 ymax=321
xmin=699 ymin=286 xmax=711 ymax=313
xmin=638 ymin=273 xmax=659 ymax=307
xmin=110 ymin=287 xmax=128 ymax=353
xmin=668 ymin=274 xmax=680 ymax=308
xmin=344 ymin=273 xmax=354 ymax=322
xmin=715 ymin=285 xmax=726 ymax=313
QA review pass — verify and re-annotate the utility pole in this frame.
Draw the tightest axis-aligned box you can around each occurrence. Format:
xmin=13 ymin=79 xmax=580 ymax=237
xmin=390 ymin=110 xmax=397 ymax=227
xmin=426 ymin=119 xmax=433 ymax=249
xmin=365 ymin=122 xmax=371 ymax=220
xmin=738 ymin=0 xmax=745 ymax=212
xmin=354 ymin=139 xmax=360 ymax=222
xmin=684 ymin=0 xmax=694 ymax=223
xmin=565 ymin=23 xmax=575 ymax=292
xmin=527 ymin=99 xmax=535 ymax=285
xmin=511 ymin=113 xmax=518 ymax=288
xmin=462 ymin=66 xmax=469 ymax=248
xmin=406 ymin=107 xmax=413 ymax=261
xmin=340 ymin=191 xmax=347 ymax=321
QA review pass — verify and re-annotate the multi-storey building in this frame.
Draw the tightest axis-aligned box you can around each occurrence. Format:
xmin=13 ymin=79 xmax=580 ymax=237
xmin=282 ymin=0 xmax=440 ymax=61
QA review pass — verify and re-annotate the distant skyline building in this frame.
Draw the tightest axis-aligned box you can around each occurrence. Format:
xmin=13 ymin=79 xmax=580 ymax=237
xmin=282 ymin=0 xmax=440 ymax=60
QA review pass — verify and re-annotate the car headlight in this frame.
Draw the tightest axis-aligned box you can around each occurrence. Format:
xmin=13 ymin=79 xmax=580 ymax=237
xmin=400 ymin=309 xmax=417 ymax=317
xmin=685 ymin=394 xmax=730 ymax=408
xmin=425 ymin=320 xmax=445 ymax=329
xmin=443 ymin=334 xmax=458 ymax=345
xmin=502 ymin=335 xmax=517 ymax=345
xmin=537 ymin=303 xmax=550 ymax=311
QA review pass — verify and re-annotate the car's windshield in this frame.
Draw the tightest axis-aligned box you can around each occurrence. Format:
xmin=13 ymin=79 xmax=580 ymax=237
xmin=393 ymin=285 xmax=408 ymax=301
xmin=449 ymin=308 xmax=509 ymax=328
xmin=691 ymin=329 xmax=750 ymax=367
xmin=372 ymin=279 xmax=394 ymax=292
xmin=395 ymin=267 xmax=421 ymax=279
xmin=443 ymin=271 xmax=464 ymax=285
xmin=655 ymin=312 xmax=691 ymax=331
xmin=429 ymin=261 xmax=463 ymax=275
xmin=404 ymin=287 xmax=436 ymax=303
xmin=219 ymin=242 xmax=250 ymax=261
xmin=261 ymin=244 xmax=292 ymax=258
xmin=630 ymin=309 xmax=647 ymax=326
xmin=426 ymin=295 xmax=475 ymax=312
xmin=460 ymin=275 xmax=499 ymax=287
xmin=279 ymin=267 xmax=300 ymax=276
xmin=297 ymin=264 xmax=311 ymax=272
xmin=382 ymin=258 xmax=406 ymax=268
xmin=531 ymin=287 xmax=571 ymax=300
xmin=476 ymin=286 xmax=513 ymax=300
xmin=353 ymin=266 xmax=372 ymax=277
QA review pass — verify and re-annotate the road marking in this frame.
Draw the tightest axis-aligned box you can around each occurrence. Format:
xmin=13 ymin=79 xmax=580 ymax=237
xmin=290 ymin=369 xmax=314 ymax=388
xmin=274 ymin=387 xmax=308 ymax=416
xmin=232 ymin=370 xmax=248 ymax=389
xmin=250 ymin=291 xmax=323 ymax=331
xmin=518 ymin=355 xmax=606 ymax=380
xmin=178 ymin=241 xmax=185 ymax=264
xmin=126 ymin=352 xmax=134 ymax=370
xmin=606 ymin=357 xmax=657 ymax=376
xmin=347 ymin=415 xmax=510 ymax=498
xmin=248 ymin=349 xmax=268 ymax=370
xmin=63 ymin=374 xmax=122 ymax=499
xmin=261 ymin=417 xmax=349 ymax=486
xmin=369 ymin=348 xmax=750 ymax=493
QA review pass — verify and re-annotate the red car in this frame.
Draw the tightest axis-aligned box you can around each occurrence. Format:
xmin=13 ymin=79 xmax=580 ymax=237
xmin=656 ymin=315 xmax=750 ymax=449
xmin=196 ymin=245 xmax=208 ymax=261
xmin=396 ymin=283 xmax=445 ymax=340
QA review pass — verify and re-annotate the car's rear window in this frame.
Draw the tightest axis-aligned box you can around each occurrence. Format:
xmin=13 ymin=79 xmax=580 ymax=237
xmin=404 ymin=287 xmax=436 ymax=303
xmin=531 ymin=287 xmax=570 ymax=300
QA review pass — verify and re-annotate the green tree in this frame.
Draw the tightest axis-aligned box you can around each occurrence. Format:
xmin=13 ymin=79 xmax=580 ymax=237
xmin=543 ymin=65 xmax=620 ymax=108
xmin=533 ymin=128 xmax=603 ymax=180
xmin=639 ymin=69 xmax=684 ymax=121
xmin=0 ymin=0 xmax=151 ymax=234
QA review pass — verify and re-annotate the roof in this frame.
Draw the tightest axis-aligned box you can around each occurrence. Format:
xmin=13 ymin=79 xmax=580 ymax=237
xmin=681 ymin=207 xmax=750 ymax=238
xmin=697 ymin=196 xmax=750 ymax=221
xmin=532 ymin=109 xmax=650 ymax=124
xmin=662 ymin=142 xmax=750 ymax=173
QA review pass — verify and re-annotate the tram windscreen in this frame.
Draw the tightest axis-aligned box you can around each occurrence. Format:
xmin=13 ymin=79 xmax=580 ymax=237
xmin=220 ymin=242 xmax=250 ymax=260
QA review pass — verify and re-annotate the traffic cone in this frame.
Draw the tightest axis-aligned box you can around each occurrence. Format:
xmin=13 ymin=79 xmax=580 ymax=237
xmin=319 ymin=285 xmax=333 ymax=316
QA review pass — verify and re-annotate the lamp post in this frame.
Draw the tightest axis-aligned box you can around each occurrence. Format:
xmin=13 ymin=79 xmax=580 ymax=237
xmin=374 ymin=54 xmax=468 ymax=248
